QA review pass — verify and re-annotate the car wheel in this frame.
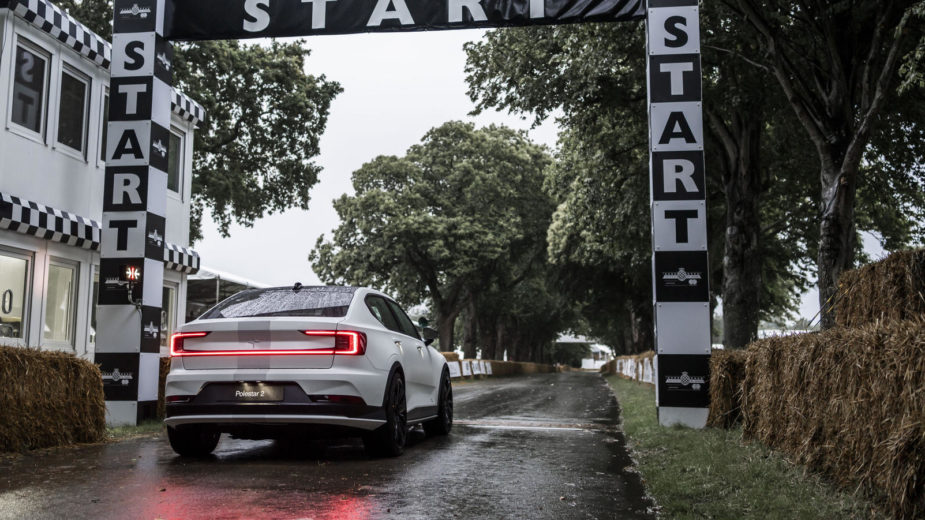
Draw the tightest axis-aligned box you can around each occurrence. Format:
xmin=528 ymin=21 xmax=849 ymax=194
xmin=167 ymin=425 xmax=220 ymax=457
xmin=424 ymin=369 xmax=452 ymax=436
xmin=364 ymin=370 xmax=408 ymax=457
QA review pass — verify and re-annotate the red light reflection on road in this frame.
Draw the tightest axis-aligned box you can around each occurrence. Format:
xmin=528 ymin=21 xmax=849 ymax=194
xmin=145 ymin=485 xmax=377 ymax=520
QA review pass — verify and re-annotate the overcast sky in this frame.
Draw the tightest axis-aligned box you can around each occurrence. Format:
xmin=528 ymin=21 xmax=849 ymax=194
xmin=195 ymin=30 xmax=558 ymax=283
xmin=192 ymin=29 xmax=887 ymax=325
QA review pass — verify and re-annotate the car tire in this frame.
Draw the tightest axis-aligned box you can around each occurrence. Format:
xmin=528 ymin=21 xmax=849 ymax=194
xmin=167 ymin=425 xmax=220 ymax=457
xmin=363 ymin=370 xmax=408 ymax=457
xmin=424 ymin=369 xmax=452 ymax=436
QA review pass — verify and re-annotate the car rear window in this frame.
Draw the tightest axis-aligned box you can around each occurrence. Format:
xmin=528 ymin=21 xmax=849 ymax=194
xmin=200 ymin=286 xmax=356 ymax=319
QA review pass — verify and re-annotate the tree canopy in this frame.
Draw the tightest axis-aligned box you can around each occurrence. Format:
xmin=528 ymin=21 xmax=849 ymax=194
xmin=311 ymin=121 xmax=562 ymax=355
xmin=61 ymin=0 xmax=342 ymax=241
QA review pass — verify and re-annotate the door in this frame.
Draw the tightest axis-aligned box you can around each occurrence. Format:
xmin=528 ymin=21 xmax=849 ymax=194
xmin=384 ymin=299 xmax=435 ymax=413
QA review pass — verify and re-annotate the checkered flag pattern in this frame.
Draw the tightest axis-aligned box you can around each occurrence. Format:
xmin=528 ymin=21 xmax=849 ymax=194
xmin=171 ymin=90 xmax=207 ymax=126
xmin=0 ymin=192 xmax=101 ymax=250
xmin=9 ymin=0 xmax=111 ymax=68
xmin=164 ymin=242 xmax=200 ymax=274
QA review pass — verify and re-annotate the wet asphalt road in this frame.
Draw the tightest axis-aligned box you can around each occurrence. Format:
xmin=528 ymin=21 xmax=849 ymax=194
xmin=0 ymin=371 xmax=654 ymax=519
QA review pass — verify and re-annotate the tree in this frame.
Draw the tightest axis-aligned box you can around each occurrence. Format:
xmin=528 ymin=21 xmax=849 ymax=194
xmin=464 ymin=22 xmax=820 ymax=350
xmin=310 ymin=121 xmax=553 ymax=353
xmin=60 ymin=0 xmax=341 ymax=241
xmin=721 ymin=0 xmax=925 ymax=327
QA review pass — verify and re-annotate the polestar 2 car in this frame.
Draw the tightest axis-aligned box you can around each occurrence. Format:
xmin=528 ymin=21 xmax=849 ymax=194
xmin=164 ymin=285 xmax=452 ymax=457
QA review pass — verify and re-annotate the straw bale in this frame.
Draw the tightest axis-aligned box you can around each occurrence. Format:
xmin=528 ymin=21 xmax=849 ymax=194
xmin=741 ymin=321 xmax=925 ymax=518
xmin=0 ymin=346 xmax=106 ymax=452
xmin=707 ymin=349 xmax=748 ymax=429
xmin=835 ymin=248 xmax=925 ymax=327
xmin=474 ymin=360 xmax=555 ymax=376
xmin=157 ymin=357 xmax=172 ymax=419
xmin=609 ymin=351 xmax=656 ymax=385
xmin=440 ymin=352 xmax=460 ymax=362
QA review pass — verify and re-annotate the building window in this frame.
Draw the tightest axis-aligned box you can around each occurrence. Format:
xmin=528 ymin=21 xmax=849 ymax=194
xmin=160 ymin=285 xmax=177 ymax=349
xmin=100 ymin=92 xmax=109 ymax=162
xmin=90 ymin=269 xmax=99 ymax=345
xmin=0 ymin=251 xmax=30 ymax=341
xmin=168 ymin=129 xmax=184 ymax=195
xmin=44 ymin=261 xmax=77 ymax=347
xmin=11 ymin=42 xmax=49 ymax=135
xmin=57 ymin=68 xmax=89 ymax=154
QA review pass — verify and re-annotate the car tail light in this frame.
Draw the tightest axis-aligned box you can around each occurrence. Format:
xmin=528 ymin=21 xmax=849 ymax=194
xmin=167 ymin=395 xmax=194 ymax=403
xmin=309 ymin=395 xmax=367 ymax=405
xmin=169 ymin=330 xmax=366 ymax=357
xmin=303 ymin=330 xmax=367 ymax=355
xmin=170 ymin=331 xmax=210 ymax=356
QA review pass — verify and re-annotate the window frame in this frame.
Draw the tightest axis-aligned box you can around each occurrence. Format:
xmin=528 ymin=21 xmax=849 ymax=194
xmin=7 ymin=35 xmax=51 ymax=143
xmin=385 ymin=298 xmax=421 ymax=340
xmin=0 ymin=246 xmax=34 ymax=347
xmin=42 ymin=257 xmax=79 ymax=350
xmin=98 ymin=89 xmax=109 ymax=166
xmin=54 ymin=63 xmax=91 ymax=159
xmin=168 ymin=126 xmax=186 ymax=199
xmin=364 ymin=295 xmax=402 ymax=334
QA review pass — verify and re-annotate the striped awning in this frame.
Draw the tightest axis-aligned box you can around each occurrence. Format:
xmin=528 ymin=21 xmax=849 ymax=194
xmin=164 ymin=242 xmax=200 ymax=274
xmin=0 ymin=192 xmax=200 ymax=274
xmin=0 ymin=192 xmax=100 ymax=250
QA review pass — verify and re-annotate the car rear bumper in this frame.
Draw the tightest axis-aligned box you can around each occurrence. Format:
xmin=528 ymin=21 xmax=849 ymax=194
xmin=164 ymin=413 xmax=385 ymax=431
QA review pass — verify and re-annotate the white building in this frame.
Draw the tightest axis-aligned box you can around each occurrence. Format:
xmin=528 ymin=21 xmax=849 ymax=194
xmin=0 ymin=0 xmax=204 ymax=358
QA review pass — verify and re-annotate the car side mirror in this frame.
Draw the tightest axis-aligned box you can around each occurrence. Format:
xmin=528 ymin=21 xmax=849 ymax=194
xmin=418 ymin=317 xmax=430 ymax=328
xmin=422 ymin=326 xmax=438 ymax=346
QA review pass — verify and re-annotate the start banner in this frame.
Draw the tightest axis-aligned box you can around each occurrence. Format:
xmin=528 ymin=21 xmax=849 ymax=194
xmin=163 ymin=0 xmax=644 ymax=40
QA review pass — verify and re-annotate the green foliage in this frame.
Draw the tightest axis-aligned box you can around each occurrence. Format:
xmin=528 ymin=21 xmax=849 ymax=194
xmin=547 ymin=343 xmax=590 ymax=368
xmin=59 ymin=0 xmax=341 ymax=241
xmin=311 ymin=121 xmax=560 ymax=354
xmin=607 ymin=377 xmax=885 ymax=519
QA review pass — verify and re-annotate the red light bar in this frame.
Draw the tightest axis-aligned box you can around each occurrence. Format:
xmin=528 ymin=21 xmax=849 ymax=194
xmin=169 ymin=330 xmax=366 ymax=357
xmin=170 ymin=331 xmax=210 ymax=356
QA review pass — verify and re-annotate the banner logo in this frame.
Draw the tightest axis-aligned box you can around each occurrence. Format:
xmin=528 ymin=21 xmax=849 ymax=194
xmin=102 ymin=368 xmax=135 ymax=385
xmin=662 ymin=267 xmax=701 ymax=286
xmin=120 ymin=3 xmax=151 ymax=18
xmin=665 ymin=371 xmax=704 ymax=390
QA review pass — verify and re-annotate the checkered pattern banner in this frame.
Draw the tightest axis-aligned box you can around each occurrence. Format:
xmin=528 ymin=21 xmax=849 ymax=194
xmin=172 ymin=90 xmax=207 ymax=126
xmin=0 ymin=192 xmax=101 ymax=250
xmin=9 ymin=0 xmax=111 ymax=68
xmin=163 ymin=242 xmax=200 ymax=274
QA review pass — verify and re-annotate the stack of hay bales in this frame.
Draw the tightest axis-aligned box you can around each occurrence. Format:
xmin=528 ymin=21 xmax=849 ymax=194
xmin=157 ymin=357 xmax=172 ymax=419
xmin=0 ymin=346 xmax=106 ymax=451
xmin=706 ymin=349 xmax=748 ymax=428
xmin=712 ymin=249 xmax=925 ymax=518
xmin=835 ymin=249 xmax=925 ymax=327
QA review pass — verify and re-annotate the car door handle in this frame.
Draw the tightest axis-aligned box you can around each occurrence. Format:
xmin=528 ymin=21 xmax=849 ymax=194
xmin=394 ymin=340 xmax=402 ymax=352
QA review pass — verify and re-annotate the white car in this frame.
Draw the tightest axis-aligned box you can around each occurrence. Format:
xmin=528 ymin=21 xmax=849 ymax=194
xmin=164 ymin=285 xmax=452 ymax=457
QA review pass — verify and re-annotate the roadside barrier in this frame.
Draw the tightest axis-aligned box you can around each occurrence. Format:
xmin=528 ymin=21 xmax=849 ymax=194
xmin=0 ymin=346 xmax=105 ymax=451
xmin=440 ymin=352 xmax=556 ymax=379
xmin=601 ymin=351 xmax=655 ymax=386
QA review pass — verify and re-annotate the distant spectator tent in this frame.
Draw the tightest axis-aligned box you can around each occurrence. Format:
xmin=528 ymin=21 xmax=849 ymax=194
xmin=185 ymin=267 xmax=269 ymax=322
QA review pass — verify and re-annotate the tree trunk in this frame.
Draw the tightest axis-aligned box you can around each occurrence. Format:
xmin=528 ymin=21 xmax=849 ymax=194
xmin=720 ymin=117 xmax=763 ymax=349
xmin=817 ymin=163 xmax=858 ymax=329
xmin=462 ymin=294 xmax=478 ymax=358
xmin=629 ymin=303 xmax=653 ymax=353
xmin=436 ymin=310 xmax=459 ymax=353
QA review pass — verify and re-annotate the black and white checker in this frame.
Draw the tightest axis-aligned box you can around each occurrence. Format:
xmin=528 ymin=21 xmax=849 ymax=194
xmin=0 ymin=192 xmax=101 ymax=250
xmin=648 ymin=0 xmax=710 ymax=426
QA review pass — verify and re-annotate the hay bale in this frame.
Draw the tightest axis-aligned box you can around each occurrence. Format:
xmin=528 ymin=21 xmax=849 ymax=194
xmin=0 ymin=346 xmax=106 ymax=451
xmin=609 ymin=351 xmax=656 ymax=386
xmin=741 ymin=321 xmax=925 ymax=518
xmin=440 ymin=352 xmax=460 ymax=362
xmin=835 ymin=248 xmax=925 ymax=327
xmin=707 ymin=349 xmax=748 ymax=429
xmin=157 ymin=357 xmax=172 ymax=419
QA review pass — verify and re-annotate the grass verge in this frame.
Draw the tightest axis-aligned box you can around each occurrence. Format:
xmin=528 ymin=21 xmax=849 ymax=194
xmin=606 ymin=376 xmax=885 ymax=520
xmin=106 ymin=420 xmax=164 ymax=442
